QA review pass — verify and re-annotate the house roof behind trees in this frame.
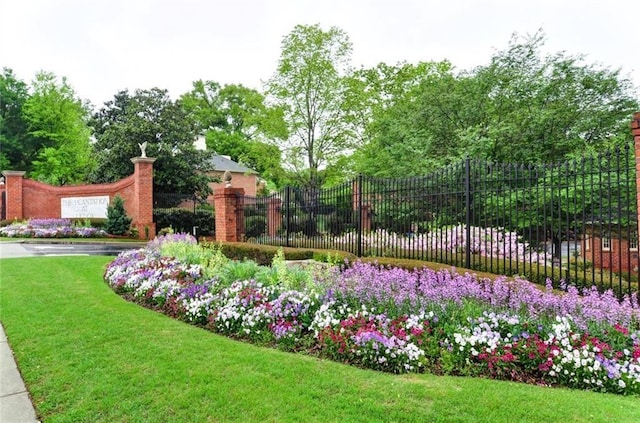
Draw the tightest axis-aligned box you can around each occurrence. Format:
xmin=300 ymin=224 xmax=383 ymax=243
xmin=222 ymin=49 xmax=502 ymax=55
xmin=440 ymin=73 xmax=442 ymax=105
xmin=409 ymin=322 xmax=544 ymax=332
xmin=209 ymin=155 xmax=258 ymax=174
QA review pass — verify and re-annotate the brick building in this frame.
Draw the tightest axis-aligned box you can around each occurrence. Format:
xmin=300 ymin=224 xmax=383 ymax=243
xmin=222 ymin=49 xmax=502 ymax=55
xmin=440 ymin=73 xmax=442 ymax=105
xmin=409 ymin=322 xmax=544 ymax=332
xmin=206 ymin=155 xmax=259 ymax=199
xmin=581 ymin=228 xmax=639 ymax=273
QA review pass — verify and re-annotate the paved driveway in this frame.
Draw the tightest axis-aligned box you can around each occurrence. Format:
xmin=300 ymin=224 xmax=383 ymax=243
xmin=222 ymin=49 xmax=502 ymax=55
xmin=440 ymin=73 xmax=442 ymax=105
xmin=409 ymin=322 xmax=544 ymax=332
xmin=0 ymin=242 xmax=34 ymax=258
xmin=0 ymin=241 xmax=143 ymax=259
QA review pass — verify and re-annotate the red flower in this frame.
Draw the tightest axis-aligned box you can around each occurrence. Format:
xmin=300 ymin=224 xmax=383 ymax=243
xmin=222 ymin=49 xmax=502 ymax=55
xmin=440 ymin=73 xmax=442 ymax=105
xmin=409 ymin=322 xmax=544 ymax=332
xmin=613 ymin=323 xmax=629 ymax=336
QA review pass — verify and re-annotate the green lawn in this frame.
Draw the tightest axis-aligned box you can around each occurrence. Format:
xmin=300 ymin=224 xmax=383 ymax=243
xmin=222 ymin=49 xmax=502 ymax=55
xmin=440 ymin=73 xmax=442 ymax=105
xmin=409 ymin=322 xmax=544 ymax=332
xmin=0 ymin=256 xmax=638 ymax=423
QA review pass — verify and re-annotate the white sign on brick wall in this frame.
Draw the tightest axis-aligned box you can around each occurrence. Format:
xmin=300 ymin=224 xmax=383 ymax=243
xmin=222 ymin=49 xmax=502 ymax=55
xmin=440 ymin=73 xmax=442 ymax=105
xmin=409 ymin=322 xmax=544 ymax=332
xmin=61 ymin=196 xmax=110 ymax=218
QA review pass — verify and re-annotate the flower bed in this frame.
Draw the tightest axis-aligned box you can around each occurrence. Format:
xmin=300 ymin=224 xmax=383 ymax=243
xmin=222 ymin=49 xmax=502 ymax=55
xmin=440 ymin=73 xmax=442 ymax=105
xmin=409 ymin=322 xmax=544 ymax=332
xmin=0 ymin=218 xmax=106 ymax=238
xmin=104 ymin=234 xmax=640 ymax=395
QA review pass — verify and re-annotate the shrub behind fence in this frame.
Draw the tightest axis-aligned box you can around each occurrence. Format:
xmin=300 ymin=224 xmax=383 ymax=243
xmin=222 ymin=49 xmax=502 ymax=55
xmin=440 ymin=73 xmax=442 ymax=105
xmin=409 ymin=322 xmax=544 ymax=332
xmin=153 ymin=193 xmax=215 ymax=236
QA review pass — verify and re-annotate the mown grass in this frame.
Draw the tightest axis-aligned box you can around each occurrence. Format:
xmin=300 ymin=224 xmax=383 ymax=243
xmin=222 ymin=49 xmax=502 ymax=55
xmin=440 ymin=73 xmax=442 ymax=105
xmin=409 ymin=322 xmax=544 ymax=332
xmin=0 ymin=256 xmax=639 ymax=422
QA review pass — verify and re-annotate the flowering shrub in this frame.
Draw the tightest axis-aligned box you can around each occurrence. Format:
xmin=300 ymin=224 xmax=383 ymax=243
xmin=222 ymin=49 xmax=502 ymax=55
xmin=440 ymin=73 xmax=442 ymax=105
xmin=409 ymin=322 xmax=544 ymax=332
xmin=105 ymin=236 xmax=640 ymax=395
xmin=332 ymin=226 xmax=552 ymax=263
xmin=147 ymin=232 xmax=198 ymax=250
xmin=0 ymin=218 xmax=106 ymax=238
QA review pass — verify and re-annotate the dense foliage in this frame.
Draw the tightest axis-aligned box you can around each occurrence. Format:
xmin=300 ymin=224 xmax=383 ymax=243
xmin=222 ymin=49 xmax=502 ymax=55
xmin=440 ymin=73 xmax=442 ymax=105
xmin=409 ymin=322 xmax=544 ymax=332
xmin=90 ymin=88 xmax=215 ymax=196
xmin=0 ymin=69 xmax=94 ymax=184
xmin=181 ymin=80 xmax=288 ymax=187
xmin=0 ymin=68 xmax=31 ymax=171
xmin=153 ymin=208 xmax=215 ymax=236
xmin=353 ymin=32 xmax=638 ymax=177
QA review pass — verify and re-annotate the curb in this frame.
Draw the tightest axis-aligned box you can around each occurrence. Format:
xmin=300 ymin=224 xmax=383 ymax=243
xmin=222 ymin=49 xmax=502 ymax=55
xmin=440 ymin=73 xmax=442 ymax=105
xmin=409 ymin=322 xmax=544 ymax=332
xmin=0 ymin=323 xmax=39 ymax=423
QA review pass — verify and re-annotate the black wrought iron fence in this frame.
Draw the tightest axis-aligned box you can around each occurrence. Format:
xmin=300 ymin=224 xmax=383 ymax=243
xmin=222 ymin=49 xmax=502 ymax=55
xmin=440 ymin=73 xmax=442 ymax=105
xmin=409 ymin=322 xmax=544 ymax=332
xmin=153 ymin=193 xmax=215 ymax=236
xmin=240 ymin=144 xmax=639 ymax=296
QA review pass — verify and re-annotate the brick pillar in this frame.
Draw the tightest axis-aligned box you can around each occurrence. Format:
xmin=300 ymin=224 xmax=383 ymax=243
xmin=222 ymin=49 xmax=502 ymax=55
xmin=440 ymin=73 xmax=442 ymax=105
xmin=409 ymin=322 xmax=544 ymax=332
xmin=2 ymin=171 xmax=26 ymax=221
xmin=0 ymin=186 xmax=5 ymax=221
xmin=267 ymin=197 xmax=282 ymax=237
xmin=351 ymin=178 xmax=359 ymax=211
xmin=214 ymin=187 xmax=245 ymax=242
xmin=362 ymin=204 xmax=372 ymax=232
xmin=633 ymin=112 xmax=640 ymax=245
xmin=131 ymin=157 xmax=156 ymax=239
xmin=352 ymin=176 xmax=371 ymax=232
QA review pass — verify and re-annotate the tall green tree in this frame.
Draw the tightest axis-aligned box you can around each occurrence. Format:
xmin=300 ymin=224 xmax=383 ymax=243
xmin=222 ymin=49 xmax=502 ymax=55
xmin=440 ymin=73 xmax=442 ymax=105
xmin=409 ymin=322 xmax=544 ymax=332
xmin=1 ymin=69 xmax=94 ymax=184
xmin=266 ymin=24 xmax=356 ymax=189
xmin=90 ymin=88 xmax=214 ymax=196
xmin=0 ymin=68 xmax=30 ymax=171
xmin=465 ymin=31 xmax=639 ymax=163
xmin=348 ymin=61 xmax=459 ymax=176
xmin=22 ymin=71 xmax=94 ymax=185
xmin=180 ymin=80 xmax=287 ymax=187
xmin=345 ymin=61 xmax=453 ymax=144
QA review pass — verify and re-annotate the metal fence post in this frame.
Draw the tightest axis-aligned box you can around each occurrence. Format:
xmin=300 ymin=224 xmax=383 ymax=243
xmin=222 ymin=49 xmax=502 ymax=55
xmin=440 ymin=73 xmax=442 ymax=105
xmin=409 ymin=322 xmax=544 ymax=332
xmin=285 ymin=186 xmax=291 ymax=248
xmin=357 ymin=174 xmax=363 ymax=257
xmin=464 ymin=158 xmax=472 ymax=269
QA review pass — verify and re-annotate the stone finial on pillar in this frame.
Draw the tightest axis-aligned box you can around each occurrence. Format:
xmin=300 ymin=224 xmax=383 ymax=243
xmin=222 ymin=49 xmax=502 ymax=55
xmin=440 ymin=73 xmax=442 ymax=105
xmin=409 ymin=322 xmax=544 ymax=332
xmin=223 ymin=170 xmax=232 ymax=188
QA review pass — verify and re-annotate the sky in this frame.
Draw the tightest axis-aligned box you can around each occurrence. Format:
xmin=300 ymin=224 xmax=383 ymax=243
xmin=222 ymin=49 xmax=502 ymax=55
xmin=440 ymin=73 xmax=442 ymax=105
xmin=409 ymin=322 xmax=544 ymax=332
xmin=1 ymin=0 xmax=638 ymax=108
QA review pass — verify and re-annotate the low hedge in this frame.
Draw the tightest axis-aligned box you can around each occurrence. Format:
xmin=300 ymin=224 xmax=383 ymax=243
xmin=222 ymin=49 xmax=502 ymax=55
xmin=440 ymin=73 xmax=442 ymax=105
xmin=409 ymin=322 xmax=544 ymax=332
xmin=202 ymin=241 xmax=355 ymax=266
xmin=205 ymin=241 xmax=638 ymax=297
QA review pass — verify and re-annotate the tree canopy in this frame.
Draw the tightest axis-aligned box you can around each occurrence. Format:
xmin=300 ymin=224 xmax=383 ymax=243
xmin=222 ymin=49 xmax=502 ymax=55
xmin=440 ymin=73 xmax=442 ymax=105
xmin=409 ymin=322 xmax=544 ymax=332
xmin=347 ymin=61 xmax=458 ymax=177
xmin=90 ymin=88 xmax=214 ymax=196
xmin=266 ymin=24 xmax=357 ymax=190
xmin=23 ymin=72 xmax=94 ymax=185
xmin=0 ymin=69 xmax=94 ymax=184
xmin=180 ymin=80 xmax=287 ymax=187
xmin=0 ymin=68 xmax=30 ymax=171
xmin=1 ymin=28 xmax=637 ymax=194
xmin=353 ymin=31 xmax=639 ymax=177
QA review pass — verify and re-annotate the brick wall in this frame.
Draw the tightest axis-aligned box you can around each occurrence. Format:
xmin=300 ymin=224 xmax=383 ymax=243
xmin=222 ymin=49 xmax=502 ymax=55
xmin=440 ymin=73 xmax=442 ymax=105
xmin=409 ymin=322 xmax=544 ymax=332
xmin=19 ymin=176 xmax=135 ymax=219
xmin=582 ymin=235 xmax=639 ymax=273
xmin=0 ymin=156 xmax=156 ymax=239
